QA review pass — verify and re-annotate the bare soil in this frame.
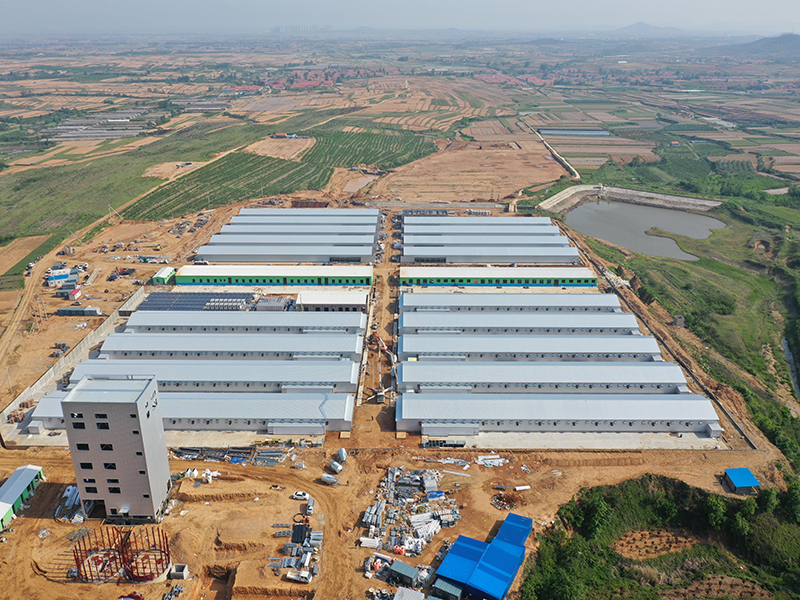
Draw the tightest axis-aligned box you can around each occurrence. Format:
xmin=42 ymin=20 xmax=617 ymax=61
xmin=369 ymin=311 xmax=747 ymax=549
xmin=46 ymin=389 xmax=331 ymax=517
xmin=612 ymin=528 xmax=699 ymax=560
xmin=242 ymin=137 xmax=316 ymax=160
xmin=0 ymin=235 xmax=51 ymax=275
xmin=143 ymin=161 xmax=207 ymax=180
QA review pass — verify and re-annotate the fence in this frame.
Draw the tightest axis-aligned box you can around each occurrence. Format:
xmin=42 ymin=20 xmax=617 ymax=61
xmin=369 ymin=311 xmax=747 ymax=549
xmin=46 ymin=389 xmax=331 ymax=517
xmin=2 ymin=287 xmax=147 ymax=424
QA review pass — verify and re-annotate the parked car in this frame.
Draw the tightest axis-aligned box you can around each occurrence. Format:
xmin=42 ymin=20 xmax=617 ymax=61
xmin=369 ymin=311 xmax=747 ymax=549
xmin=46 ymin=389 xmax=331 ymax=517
xmin=291 ymin=491 xmax=310 ymax=501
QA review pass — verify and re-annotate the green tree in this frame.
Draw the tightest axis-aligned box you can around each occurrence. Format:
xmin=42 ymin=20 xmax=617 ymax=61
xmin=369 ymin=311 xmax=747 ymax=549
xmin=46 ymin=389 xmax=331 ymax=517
xmin=705 ymin=494 xmax=727 ymax=530
xmin=732 ymin=512 xmax=751 ymax=538
xmin=740 ymin=497 xmax=757 ymax=517
xmin=757 ymin=487 xmax=779 ymax=513
xmin=584 ymin=495 xmax=611 ymax=539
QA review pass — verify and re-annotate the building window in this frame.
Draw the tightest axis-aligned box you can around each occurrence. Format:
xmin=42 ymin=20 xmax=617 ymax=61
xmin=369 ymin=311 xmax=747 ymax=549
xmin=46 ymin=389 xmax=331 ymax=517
xmin=139 ymin=470 xmax=146 ymax=475
xmin=135 ymin=451 xmax=143 ymax=456
xmin=76 ymin=443 xmax=89 ymax=451
xmin=83 ymin=478 xmax=95 ymax=484
xmin=108 ymin=487 xmax=121 ymax=494
xmin=97 ymin=422 xmax=110 ymax=430
xmin=132 ymin=430 xmax=140 ymax=435
xmin=130 ymin=414 xmax=136 ymax=419
xmin=72 ymin=422 xmax=86 ymax=430
xmin=85 ymin=487 xmax=98 ymax=494
xmin=70 ymin=412 xmax=83 ymax=419
xmin=143 ymin=494 xmax=150 ymax=499
xmin=94 ymin=413 xmax=107 ymax=419
xmin=104 ymin=463 xmax=117 ymax=470
xmin=100 ymin=443 xmax=114 ymax=451
xmin=80 ymin=462 xmax=93 ymax=470
xmin=107 ymin=478 xmax=119 ymax=484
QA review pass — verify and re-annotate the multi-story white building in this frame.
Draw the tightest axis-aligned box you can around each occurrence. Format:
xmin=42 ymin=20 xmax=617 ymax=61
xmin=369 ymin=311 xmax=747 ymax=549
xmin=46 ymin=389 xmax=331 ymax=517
xmin=62 ymin=376 xmax=171 ymax=523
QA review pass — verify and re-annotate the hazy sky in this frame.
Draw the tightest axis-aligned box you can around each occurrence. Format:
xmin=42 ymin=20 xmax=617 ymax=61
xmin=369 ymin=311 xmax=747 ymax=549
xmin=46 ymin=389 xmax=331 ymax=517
xmin=0 ymin=0 xmax=796 ymax=36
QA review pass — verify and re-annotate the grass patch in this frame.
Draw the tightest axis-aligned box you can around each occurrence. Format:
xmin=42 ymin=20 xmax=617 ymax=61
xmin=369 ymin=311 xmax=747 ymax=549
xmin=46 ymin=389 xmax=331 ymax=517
xmin=301 ymin=129 xmax=436 ymax=169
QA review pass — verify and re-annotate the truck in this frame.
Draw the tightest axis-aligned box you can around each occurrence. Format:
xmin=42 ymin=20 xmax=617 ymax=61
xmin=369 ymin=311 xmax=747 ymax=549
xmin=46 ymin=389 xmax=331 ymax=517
xmin=285 ymin=570 xmax=313 ymax=584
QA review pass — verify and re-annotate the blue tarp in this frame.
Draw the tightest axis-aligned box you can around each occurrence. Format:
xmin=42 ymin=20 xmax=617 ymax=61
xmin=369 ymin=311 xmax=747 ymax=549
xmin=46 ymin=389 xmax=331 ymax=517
xmin=725 ymin=468 xmax=760 ymax=489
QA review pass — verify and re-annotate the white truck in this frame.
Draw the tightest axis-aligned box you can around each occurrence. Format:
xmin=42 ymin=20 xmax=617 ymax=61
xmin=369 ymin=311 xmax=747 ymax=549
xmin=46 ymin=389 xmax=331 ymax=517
xmin=285 ymin=570 xmax=313 ymax=584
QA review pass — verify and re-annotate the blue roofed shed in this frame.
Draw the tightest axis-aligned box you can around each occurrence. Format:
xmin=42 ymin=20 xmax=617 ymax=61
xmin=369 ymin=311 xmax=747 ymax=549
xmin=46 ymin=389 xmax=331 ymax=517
xmin=435 ymin=514 xmax=533 ymax=600
xmin=724 ymin=468 xmax=761 ymax=495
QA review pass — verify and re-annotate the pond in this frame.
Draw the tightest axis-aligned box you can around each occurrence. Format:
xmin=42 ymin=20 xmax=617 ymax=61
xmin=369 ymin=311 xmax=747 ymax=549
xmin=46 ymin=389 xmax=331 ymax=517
xmin=565 ymin=200 xmax=725 ymax=261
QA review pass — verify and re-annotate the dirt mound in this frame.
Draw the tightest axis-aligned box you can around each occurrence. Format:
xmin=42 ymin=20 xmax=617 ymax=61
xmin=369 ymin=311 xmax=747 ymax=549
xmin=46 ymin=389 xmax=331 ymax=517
xmin=215 ymin=511 xmax=272 ymax=551
xmin=660 ymin=575 xmax=771 ymax=600
xmin=612 ymin=529 xmax=699 ymax=560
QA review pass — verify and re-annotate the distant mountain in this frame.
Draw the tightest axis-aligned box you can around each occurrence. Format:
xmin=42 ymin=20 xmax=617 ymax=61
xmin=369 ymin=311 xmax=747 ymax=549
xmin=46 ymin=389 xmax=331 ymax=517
xmin=706 ymin=33 xmax=800 ymax=58
xmin=611 ymin=22 xmax=692 ymax=38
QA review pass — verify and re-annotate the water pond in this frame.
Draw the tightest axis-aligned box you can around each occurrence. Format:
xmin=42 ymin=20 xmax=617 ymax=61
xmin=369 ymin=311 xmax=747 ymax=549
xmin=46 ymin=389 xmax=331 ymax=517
xmin=565 ymin=200 xmax=725 ymax=261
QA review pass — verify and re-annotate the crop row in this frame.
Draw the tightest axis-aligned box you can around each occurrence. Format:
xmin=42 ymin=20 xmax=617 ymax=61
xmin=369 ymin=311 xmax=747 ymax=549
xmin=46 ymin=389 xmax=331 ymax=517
xmin=123 ymin=153 xmax=332 ymax=221
xmin=301 ymin=130 xmax=437 ymax=169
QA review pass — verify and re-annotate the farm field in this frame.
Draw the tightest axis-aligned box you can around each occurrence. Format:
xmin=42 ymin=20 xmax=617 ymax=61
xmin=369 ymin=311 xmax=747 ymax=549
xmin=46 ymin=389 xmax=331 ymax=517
xmin=243 ymin=136 xmax=317 ymax=159
xmin=122 ymin=152 xmax=333 ymax=220
xmin=0 ymin=235 xmax=51 ymax=276
xmin=369 ymin=138 xmax=565 ymax=201
xmin=301 ymin=129 xmax=437 ymax=168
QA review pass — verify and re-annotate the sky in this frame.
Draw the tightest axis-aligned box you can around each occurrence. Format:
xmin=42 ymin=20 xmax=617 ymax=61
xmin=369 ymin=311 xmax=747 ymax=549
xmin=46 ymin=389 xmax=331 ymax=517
xmin=0 ymin=0 xmax=796 ymax=36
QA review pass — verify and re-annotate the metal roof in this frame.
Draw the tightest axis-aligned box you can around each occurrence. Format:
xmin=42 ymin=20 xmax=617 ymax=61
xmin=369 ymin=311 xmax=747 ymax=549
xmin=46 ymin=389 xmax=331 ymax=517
xmin=0 ymin=465 xmax=42 ymax=511
xmin=397 ymin=361 xmax=687 ymax=387
xmin=154 ymin=267 xmax=175 ymax=279
xmin=399 ymin=335 xmax=661 ymax=357
xmin=62 ymin=376 xmax=154 ymax=404
xmin=399 ymin=292 xmax=620 ymax=311
xmin=399 ymin=312 xmax=639 ymax=333
xmin=399 ymin=266 xmax=595 ymax=279
xmin=102 ymin=333 xmax=363 ymax=355
xmin=230 ymin=215 xmax=379 ymax=225
xmin=401 ymin=246 xmax=580 ymax=260
xmin=403 ymin=216 xmax=551 ymax=226
xmin=196 ymin=245 xmax=374 ymax=261
xmin=126 ymin=310 xmax=366 ymax=331
xmin=35 ymin=392 xmax=354 ymax=423
xmin=207 ymin=235 xmax=377 ymax=247
xmin=221 ymin=224 xmax=378 ymax=236
xmin=397 ymin=394 xmax=718 ymax=421
xmin=238 ymin=208 xmax=380 ymax=217
xmin=402 ymin=235 xmax=569 ymax=247
xmin=71 ymin=360 xmax=359 ymax=386
xmin=403 ymin=225 xmax=561 ymax=236
xmin=724 ymin=468 xmax=760 ymax=488
xmin=176 ymin=264 xmax=373 ymax=278
xmin=296 ymin=290 xmax=369 ymax=305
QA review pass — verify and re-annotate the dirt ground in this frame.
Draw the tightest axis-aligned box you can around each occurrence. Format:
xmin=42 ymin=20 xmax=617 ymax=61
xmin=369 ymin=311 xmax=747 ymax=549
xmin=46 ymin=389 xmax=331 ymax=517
xmin=611 ymin=528 xmax=699 ymax=560
xmin=242 ymin=137 xmax=316 ymax=160
xmin=143 ymin=161 xmax=207 ymax=180
xmin=0 ymin=235 xmax=51 ymax=275
xmin=0 ymin=442 xmax=784 ymax=600
xmin=369 ymin=139 xmax=565 ymax=201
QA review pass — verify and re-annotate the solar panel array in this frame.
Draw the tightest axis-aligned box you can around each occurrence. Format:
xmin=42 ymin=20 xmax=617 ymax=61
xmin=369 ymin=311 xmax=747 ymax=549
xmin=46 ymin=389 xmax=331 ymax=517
xmin=138 ymin=292 xmax=254 ymax=311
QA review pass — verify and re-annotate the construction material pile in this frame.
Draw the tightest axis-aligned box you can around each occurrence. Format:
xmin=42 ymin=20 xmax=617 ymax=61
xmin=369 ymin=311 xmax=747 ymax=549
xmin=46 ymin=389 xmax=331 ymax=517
xmin=359 ymin=466 xmax=461 ymax=556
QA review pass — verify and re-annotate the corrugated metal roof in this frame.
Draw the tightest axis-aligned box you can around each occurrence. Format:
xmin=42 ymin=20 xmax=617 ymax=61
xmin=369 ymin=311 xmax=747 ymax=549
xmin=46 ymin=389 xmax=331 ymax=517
xmin=399 ymin=312 xmax=639 ymax=332
xmin=127 ymin=310 xmax=366 ymax=330
xmin=238 ymin=208 xmax=380 ymax=217
xmin=0 ymin=465 xmax=42 ymax=509
xmin=399 ymin=266 xmax=595 ymax=279
xmin=102 ymin=333 xmax=363 ymax=355
xmin=176 ymin=264 xmax=373 ymax=278
xmin=221 ymin=224 xmax=378 ymax=236
xmin=71 ymin=360 xmax=359 ymax=385
xmin=35 ymin=392 xmax=354 ymax=422
xmin=397 ymin=394 xmax=718 ymax=421
xmin=398 ymin=361 xmax=687 ymax=386
xmin=402 ymin=235 xmax=568 ymax=247
xmin=399 ymin=292 xmax=620 ymax=311
xmin=230 ymin=215 xmax=379 ymax=225
xmin=208 ymin=235 xmax=377 ymax=246
xmin=154 ymin=267 xmax=175 ymax=279
xmin=725 ymin=468 xmax=760 ymax=488
xmin=402 ymin=246 xmax=580 ymax=259
xmin=399 ymin=335 xmax=660 ymax=356
xmin=296 ymin=290 xmax=368 ymax=305
xmin=404 ymin=225 xmax=561 ymax=236
xmin=196 ymin=245 xmax=374 ymax=260
xmin=403 ymin=216 xmax=551 ymax=226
